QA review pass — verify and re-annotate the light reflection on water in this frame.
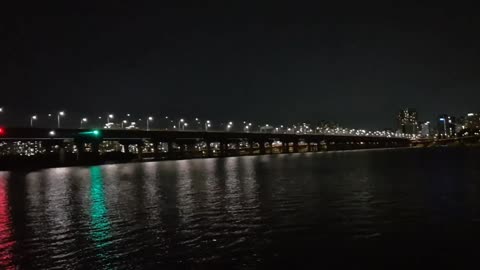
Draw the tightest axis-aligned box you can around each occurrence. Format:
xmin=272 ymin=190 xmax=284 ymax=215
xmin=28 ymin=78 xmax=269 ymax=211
xmin=1 ymin=148 xmax=480 ymax=268
xmin=0 ymin=172 xmax=14 ymax=270
xmin=89 ymin=166 xmax=111 ymax=254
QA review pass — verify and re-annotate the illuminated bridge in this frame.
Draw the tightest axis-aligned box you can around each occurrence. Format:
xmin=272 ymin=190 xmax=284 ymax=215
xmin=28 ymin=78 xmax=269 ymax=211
xmin=411 ymin=135 xmax=480 ymax=147
xmin=0 ymin=127 xmax=411 ymax=169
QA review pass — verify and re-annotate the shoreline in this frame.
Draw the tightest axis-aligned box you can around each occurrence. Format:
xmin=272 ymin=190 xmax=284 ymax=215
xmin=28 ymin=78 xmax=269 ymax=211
xmin=0 ymin=146 xmax=416 ymax=172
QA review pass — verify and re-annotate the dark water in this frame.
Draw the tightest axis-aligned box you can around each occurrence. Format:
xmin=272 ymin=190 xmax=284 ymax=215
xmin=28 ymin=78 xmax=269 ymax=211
xmin=1 ymin=148 xmax=480 ymax=269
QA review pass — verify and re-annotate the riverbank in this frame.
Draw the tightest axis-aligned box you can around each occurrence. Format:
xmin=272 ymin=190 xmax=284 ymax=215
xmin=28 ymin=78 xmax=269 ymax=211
xmin=0 ymin=146 xmax=412 ymax=172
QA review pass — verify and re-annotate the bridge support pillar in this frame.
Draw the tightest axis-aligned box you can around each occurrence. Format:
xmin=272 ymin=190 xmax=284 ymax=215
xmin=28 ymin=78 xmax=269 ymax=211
xmin=90 ymin=141 xmax=100 ymax=162
xmin=248 ymin=141 xmax=254 ymax=155
xmin=283 ymin=142 xmax=289 ymax=153
xmin=122 ymin=143 xmax=130 ymax=154
xmin=293 ymin=141 xmax=299 ymax=153
xmin=178 ymin=143 xmax=186 ymax=158
xmin=259 ymin=141 xmax=266 ymax=155
xmin=152 ymin=141 xmax=159 ymax=159
xmin=43 ymin=141 xmax=53 ymax=155
xmin=219 ymin=141 xmax=226 ymax=157
xmin=58 ymin=143 xmax=66 ymax=164
xmin=235 ymin=141 xmax=241 ymax=155
xmin=167 ymin=141 xmax=175 ymax=159
xmin=206 ymin=141 xmax=212 ymax=158
xmin=138 ymin=144 xmax=144 ymax=160
xmin=75 ymin=142 xmax=85 ymax=161
xmin=91 ymin=142 xmax=100 ymax=155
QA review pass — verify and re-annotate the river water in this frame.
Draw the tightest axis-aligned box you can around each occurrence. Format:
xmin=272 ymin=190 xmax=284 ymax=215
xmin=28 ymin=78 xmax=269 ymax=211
xmin=1 ymin=148 xmax=480 ymax=269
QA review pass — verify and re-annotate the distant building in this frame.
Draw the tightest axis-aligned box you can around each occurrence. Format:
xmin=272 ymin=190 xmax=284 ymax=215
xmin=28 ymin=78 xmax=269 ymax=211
xmin=397 ymin=108 xmax=419 ymax=134
xmin=420 ymin=121 xmax=431 ymax=138
xmin=456 ymin=116 xmax=466 ymax=133
xmin=437 ymin=115 xmax=456 ymax=138
xmin=466 ymin=113 xmax=480 ymax=130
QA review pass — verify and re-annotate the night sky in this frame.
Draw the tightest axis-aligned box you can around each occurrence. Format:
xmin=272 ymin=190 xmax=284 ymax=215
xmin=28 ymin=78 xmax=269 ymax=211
xmin=2 ymin=2 xmax=480 ymax=129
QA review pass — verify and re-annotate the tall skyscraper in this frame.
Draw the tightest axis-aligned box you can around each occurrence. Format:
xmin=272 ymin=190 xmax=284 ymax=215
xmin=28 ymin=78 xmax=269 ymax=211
xmin=397 ymin=108 xmax=419 ymax=134
xmin=437 ymin=114 xmax=456 ymax=138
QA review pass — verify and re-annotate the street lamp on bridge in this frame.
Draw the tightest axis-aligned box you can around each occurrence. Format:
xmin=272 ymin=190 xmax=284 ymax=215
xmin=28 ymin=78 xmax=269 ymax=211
xmin=147 ymin=116 xmax=153 ymax=131
xmin=57 ymin=111 xmax=65 ymax=128
xmin=205 ymin=120 xmax=211 ymax=131
xmin=80 ymin=118 xmax=87 ymax=128
xmin=178 ymin=119 xmax=184 ymax=130
xmin=30 ymin=115 xmax=37 ymax=127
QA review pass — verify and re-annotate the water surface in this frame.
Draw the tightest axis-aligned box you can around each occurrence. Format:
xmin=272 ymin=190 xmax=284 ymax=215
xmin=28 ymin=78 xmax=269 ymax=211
xmin=1 ymin=148 xmax=480 ymax=269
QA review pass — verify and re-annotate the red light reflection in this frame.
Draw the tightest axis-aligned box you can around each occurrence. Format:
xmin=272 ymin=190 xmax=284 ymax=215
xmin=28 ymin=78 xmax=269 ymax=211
xmin=0 ymin=174 xmax=15 ymax=270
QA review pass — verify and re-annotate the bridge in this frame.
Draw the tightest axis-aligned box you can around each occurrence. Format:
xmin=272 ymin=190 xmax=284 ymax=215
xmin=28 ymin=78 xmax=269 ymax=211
xmin=0 ymin=127 xmax=411 ymax=169
xmin=411 ymin=135 xmax=480 ymax=147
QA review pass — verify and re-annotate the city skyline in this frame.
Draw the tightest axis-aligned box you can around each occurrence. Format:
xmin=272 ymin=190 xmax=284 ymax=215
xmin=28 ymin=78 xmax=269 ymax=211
xmin=1 ymin=105 xmax=479 ymax=136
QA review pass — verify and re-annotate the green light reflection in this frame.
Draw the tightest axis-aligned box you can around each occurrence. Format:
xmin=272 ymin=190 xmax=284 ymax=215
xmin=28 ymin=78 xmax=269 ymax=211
xmin=89 ymin=166 xmax=111 ymax=249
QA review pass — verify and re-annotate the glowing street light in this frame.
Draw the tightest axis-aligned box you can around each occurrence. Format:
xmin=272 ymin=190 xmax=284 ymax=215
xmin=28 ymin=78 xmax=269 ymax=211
xmin=178 ymin=118 xmax=184 ymax=130
xmin=49 ymin=130 xmax=56 ymax=136
xmin=107 ymin=114 xmax=114 ymax=124
xmin=80 ymin=118 xmax=88 ymax=128
xmin=147 ymin=116 xmax=153 ymax=131
xmin=121 ymin=120 xmax=128 ymax=128
xmin=205 ymin=120 xmax=211 ymax=131
xmin=30 ymin=115 xmax=37 ymax=127
xmin=57 ymin=111 xmax=65 ymax=128
xmin=184 ymin=122 xmax=188 ymax=130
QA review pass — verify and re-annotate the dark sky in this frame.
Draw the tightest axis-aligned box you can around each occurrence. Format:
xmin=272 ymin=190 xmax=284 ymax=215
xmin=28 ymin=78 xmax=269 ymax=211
xmin=2 ymin=2 xmax=480 ymax=129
